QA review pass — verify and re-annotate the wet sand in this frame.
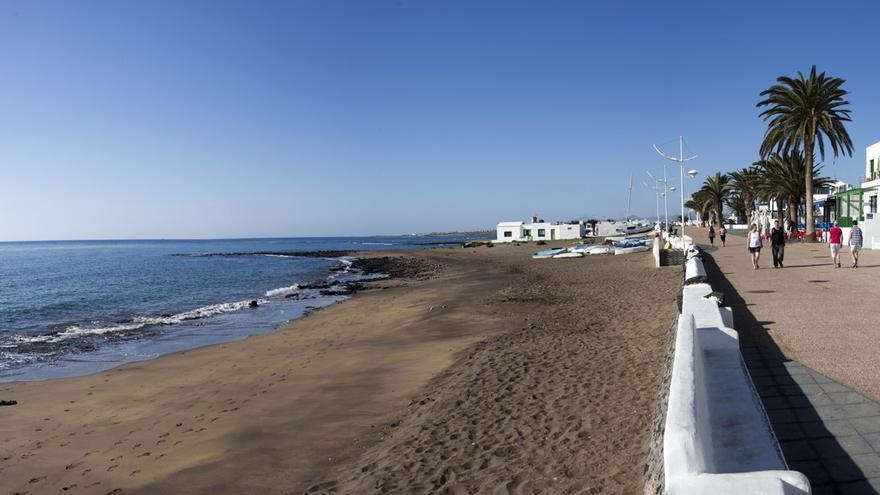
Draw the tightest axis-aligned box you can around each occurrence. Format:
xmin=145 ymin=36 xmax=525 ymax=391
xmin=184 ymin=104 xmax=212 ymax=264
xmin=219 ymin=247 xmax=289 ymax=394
xmin=0 ymin=245 xmax=680 ymax=494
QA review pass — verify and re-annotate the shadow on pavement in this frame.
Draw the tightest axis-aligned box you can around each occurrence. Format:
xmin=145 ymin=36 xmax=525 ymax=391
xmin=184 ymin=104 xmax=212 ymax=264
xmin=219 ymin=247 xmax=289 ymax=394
xmin=702 ymin=250 xmax=878 ymax=495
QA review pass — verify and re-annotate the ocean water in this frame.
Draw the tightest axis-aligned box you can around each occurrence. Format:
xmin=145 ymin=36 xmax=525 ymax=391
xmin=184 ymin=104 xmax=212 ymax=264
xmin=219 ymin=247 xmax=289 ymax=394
xmin=0 ymin=235 xmax=486 ymax=382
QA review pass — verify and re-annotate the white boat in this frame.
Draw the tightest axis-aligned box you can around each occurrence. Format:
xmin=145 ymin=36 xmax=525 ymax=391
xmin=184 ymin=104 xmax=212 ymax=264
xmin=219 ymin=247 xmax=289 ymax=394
xmin=613 ymin=245 xmax=650 ymax=255
xmin=552 ymin=251 xmax=584 ymax=258
xmin=586 ymin=246 xmax=614 ymax=255
xmin=532 ymin=248 xmax=566 ymax=259
xmin=569 ymin=243 xmax=595 ymax=254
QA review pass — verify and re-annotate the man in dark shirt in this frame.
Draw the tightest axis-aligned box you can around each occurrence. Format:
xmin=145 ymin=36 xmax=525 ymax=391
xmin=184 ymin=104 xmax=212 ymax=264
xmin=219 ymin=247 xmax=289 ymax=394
xmin=770 ymin=219 xmax=786 ymax=268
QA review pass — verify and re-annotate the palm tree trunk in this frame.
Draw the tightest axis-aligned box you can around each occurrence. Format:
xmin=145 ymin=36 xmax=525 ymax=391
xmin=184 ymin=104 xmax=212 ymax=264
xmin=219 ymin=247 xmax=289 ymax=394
xmin=716 ymin=205 xmax=723 ymax=228
xmin=805 ymin=134 xmax=816 ymax=241
xmin=788 ymin=198 xmax=798 ymax=230
xmin=777 ymin=198 xmax=784 ymax=223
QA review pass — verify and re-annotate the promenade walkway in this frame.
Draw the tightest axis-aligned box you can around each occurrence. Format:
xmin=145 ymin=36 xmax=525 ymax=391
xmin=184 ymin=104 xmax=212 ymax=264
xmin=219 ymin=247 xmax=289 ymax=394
xmin=697 ymin=228 xmax=880 ymax=495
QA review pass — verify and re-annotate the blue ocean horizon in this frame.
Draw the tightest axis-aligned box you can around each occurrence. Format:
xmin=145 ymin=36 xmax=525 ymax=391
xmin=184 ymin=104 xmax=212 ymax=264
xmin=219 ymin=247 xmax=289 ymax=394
xmin=0 ymin=234 xmax=489 ymax=382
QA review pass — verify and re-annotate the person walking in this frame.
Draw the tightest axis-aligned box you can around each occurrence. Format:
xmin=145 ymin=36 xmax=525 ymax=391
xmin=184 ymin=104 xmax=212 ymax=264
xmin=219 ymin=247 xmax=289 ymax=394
xmin=748 ymin=224 xmax=763 ymax=269
xmin=719 ymin=225 xmax=727 ymax=247
xmin=770 ymin=219 xmax=786 ymax=268
xmin=708 ymin=225 xmax=715 ymax=246
xmin=850 ymin=220 xmax=864 ymax=268
xmin=829 ymin=221 xmax=844 ymax=268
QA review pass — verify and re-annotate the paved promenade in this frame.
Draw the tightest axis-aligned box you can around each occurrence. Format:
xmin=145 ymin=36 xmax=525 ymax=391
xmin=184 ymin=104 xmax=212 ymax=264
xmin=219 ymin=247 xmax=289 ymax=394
xmin=698 ymin=228 xmax=880 ymax=494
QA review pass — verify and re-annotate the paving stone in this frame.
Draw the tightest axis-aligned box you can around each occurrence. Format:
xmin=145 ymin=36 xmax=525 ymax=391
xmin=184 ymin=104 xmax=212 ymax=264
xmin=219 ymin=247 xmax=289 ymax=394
xmin=852 ymin=453 xmax=880 ymax=478
xmin=833 ymin=480 xmax=880 ymax=495
xmin=851 ymin=417 xmax=880 ymax=435
xmin=860 ymin=432 xmax=880 ymax=453
xmin=783 ymin=363 xmax=812 ymax=375
xmin=758 ymin=385 xmax=782 ymax=398
xmin=747 ymin=367 xmax=773 ymax=377
xmin=812 ymin=405 xmax=853 ymax=422
xmin=772 ymin=422 xmax=806 ymax=441
xmin=768 ymin=408 xmax=800 ymax=424
xmin=812 ymin=436 xmax=875 ymax=458
xmin=828 ymin=391 xmax=871 ymax=406
xmin=788 ymin=459 xmax=831 ymax=485
xmin=789 ymin=393 xmax=834 ymax=408
xmin=807 ymin=483 xmax=835 ymax=495
xmin=762 ymin=396 xmax=790 ymax=410
xmin=783 ymin=383 xmax=825 ymax=396
xmin=812 ymin=374 xmax=835 ymax=385
xmin=753 ymin=375 xmax=777 ymax=387
xmin=843 ymin=402 xmax=880 ymax=419
xmin=801 ymin=420 xmax=860 ymax=439
xmin=821 ymin=382 xmax=856 ymax=394
xmin=780 ymin=439 xmax=819 ymax=461
xmin=825 ymin=456 xmax=869 ymax=482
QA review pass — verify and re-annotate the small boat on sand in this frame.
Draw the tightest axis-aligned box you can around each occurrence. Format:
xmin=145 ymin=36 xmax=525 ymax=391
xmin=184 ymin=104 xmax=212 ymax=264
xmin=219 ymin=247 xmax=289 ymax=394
xmin=586 ymin=246 xmax=614 ymax=255
xmin=532 ymin=248 xmax=566 ymax=259
xmin=613 ymin=245 xmax=650 ymax=255
xmin=552 ymin=251 xmax=584 ymax=258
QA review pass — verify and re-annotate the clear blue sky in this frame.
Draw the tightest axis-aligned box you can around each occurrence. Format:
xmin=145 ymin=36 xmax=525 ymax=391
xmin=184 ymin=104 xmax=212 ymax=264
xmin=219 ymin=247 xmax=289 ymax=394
xmin=2 ymin=0 xmax=878 ymax=240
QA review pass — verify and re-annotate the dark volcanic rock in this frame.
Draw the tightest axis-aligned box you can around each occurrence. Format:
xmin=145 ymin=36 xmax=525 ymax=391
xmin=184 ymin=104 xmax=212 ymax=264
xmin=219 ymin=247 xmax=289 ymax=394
xmin=351 ymin=257 xmax=441 ymax=280
xmin=249 ymin=300 xmax=259 ymax=308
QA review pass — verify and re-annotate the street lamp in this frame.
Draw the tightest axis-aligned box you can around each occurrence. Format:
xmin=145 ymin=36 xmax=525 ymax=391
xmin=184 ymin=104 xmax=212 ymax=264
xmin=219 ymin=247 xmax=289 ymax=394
xmin=653 ymin=136 xmax=697 ymax=252
xmin=647 ymin=170 xmax=671 ymax=231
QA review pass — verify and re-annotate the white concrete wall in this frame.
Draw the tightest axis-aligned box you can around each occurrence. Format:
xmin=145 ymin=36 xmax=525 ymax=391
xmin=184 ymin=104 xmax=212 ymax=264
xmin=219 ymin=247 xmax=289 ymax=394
xmin=496 ymin=224 xmax=523 ymax=242
xmin=664 ymin=254 xmax=811 ymax=495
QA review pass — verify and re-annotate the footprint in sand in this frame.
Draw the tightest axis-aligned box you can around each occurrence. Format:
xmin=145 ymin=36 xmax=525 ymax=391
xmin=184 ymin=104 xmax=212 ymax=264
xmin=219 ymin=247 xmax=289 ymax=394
xmin=129 ymin=469 xmax=141 ymax=476
xmin=107 ymin=465 xmax=119 ymax=472
xmin=29 ymin=475 xmax=46 ymax=483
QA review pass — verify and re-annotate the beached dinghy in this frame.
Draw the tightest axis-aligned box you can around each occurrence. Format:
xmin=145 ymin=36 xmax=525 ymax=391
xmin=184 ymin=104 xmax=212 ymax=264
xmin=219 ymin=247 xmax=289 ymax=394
xmin=569 ymin=243 xmax=595 ymax=254
xmin=586 ymin=246 xmax=613 ymax=255
xmin=532 ymin=248 xmax=566 ymax=259
xmin=613 ymin=245 xmax=650 ymax=255
xmin=552 ymin=251 xmax=584 ymax=258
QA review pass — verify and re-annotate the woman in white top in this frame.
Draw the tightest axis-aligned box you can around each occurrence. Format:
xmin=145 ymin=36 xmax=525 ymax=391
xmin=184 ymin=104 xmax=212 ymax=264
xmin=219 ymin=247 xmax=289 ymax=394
xmin=748 ymin=223 xmax=763 ymax=269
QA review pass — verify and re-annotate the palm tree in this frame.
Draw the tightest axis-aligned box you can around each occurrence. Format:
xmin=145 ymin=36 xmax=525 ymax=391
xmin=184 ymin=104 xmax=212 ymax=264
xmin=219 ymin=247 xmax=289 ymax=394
xmin=697 ymin=172 xmax=732 ymax=227
xmin=586 ymin=219 xmax=599 ymax=236
xmin=725 ymin=193 xmax=749 ymax=224
xmin=755 ymin=153 xmax=833 ymax=230
xmin=757 ymin=65 xmax=853 ymax=241
xmin=689 ymin=189 xmax=713 ymax=227
xmin=728 ymin=167 xmax=761 ymax=222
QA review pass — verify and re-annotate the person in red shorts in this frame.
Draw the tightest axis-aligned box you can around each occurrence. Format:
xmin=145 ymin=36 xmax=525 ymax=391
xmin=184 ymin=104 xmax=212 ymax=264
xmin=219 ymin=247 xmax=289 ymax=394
xmin=828 ymin=221 xmax=843 ymax=268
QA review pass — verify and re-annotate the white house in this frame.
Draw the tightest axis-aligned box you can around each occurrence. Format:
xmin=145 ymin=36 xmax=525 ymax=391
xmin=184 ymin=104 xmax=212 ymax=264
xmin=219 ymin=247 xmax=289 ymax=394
xmin=496 ymin=217 xmax=586 ymax=242
xmin=857 ymin=141 xmax=880 ymax=248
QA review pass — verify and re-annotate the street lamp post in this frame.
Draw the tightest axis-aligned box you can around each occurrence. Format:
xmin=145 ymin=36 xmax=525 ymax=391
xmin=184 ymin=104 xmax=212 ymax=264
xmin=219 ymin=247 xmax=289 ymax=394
xmin=653 ymin=136 xmax=697 ymax=252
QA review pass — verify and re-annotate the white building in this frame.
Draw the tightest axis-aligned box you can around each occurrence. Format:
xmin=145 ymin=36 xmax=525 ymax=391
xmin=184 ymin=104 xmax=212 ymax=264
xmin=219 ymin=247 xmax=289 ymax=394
xmin=857 ymin=141 xmax=880 ymax=248
xmin=495 ymin=217 xmax=586 ymax=242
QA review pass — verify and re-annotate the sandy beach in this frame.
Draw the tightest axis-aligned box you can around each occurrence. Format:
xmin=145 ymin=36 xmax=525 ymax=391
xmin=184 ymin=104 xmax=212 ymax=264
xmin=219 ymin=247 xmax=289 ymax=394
xmin=0 ymin=245 xmax=680 ymax=495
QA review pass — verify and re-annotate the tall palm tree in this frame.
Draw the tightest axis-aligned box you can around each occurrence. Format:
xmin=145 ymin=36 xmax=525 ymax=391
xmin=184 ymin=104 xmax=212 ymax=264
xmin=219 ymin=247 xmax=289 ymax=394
xmin=755 ymin=153 xmax=833 ymax=230
xmin=697 ymin=172 xmax=732 ymax=227
xmin=757 ymin=65 xmax=853 ymax=241
xmin=691 ymin=189 xmax=718 ymax=226
xmin=725 ymin=193 xmax=749 ymax=224
xmin=728 ymin=167 xmax=761 ymax=222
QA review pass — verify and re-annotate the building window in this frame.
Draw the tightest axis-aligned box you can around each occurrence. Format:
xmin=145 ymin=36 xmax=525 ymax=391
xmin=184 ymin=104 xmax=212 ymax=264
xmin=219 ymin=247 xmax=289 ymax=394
xmin=870 ymin=195 xmax=878 ymax=214
xmin=537 ymin=229 xmax=546 ymax=237
xmin=503 ymin=231 xmax=512 ymax=238
xmin=872 ymin=159 xmax=875 ymax=178
xmin=523 ymin=229 xmax=531 ymax=237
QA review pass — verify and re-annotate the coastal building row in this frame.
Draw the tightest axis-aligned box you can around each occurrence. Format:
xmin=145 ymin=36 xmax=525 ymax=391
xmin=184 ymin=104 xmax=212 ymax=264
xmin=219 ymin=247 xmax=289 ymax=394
xmin=495 ymin=217 xmax=586 ymax=242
